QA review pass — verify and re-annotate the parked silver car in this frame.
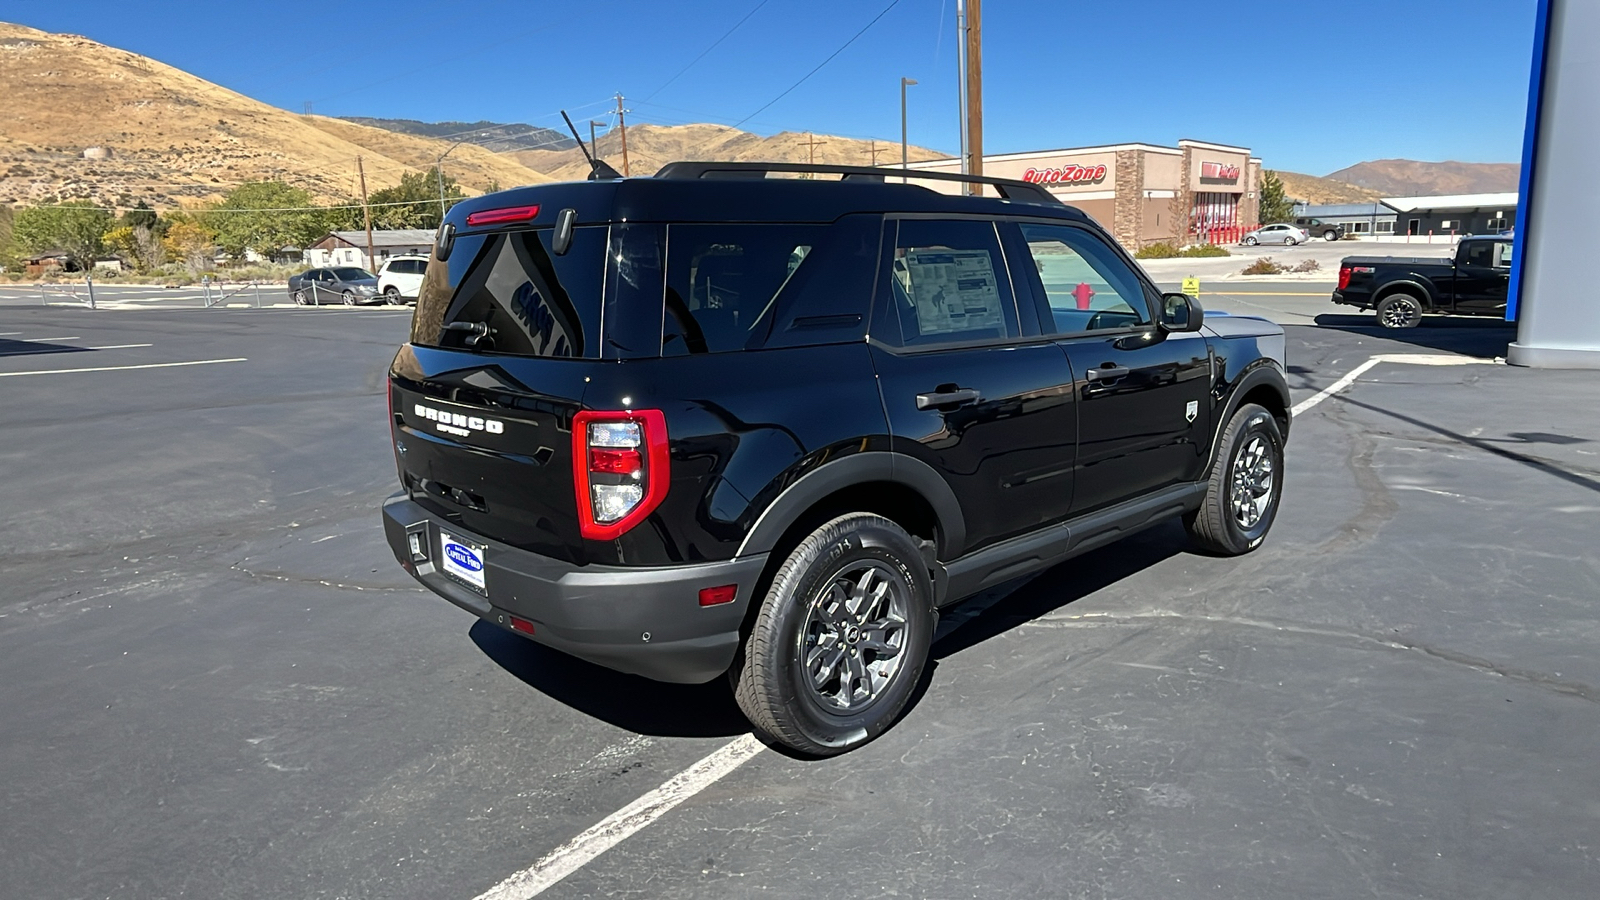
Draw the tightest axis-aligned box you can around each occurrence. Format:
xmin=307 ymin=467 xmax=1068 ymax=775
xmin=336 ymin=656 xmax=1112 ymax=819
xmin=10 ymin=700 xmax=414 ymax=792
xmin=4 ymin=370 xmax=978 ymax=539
xmin=287 ymin=267 xmax=380 ymax=306
xmin=1242 ymin=224 xmax=1310 ymax=246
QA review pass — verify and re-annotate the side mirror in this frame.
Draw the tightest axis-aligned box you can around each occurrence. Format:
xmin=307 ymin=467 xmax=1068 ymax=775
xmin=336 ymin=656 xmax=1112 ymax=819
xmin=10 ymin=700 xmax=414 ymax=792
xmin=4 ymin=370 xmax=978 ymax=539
xmin=1159 ymin=292 xmax=1204 ymax=333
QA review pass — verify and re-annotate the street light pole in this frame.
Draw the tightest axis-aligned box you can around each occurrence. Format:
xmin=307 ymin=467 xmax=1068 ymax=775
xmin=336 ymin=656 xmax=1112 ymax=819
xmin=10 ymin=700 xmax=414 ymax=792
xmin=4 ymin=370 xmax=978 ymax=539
xmin=900 ymin=77 xmax=917 ymax=178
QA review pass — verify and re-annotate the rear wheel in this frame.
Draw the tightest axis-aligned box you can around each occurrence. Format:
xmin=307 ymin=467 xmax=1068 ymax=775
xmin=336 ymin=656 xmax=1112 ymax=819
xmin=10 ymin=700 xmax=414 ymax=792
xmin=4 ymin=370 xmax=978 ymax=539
xmin=1376 ymin=293 xmax=1424 ymax=329
xmin=1186 ymin=403 xmax=1284 ymax=555
xmin=1285 ymin=236 xmax=1299 ymax=246
xmin=733 ymin=513 xmax=935 ymax=756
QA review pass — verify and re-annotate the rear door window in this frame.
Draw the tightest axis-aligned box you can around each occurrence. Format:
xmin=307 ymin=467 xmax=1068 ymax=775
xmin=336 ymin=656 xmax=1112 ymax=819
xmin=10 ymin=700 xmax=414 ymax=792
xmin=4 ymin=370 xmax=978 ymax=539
xmin=412 ymin=227 xmax=606 ymax=358
xmin=875 ymin=219 xmax=1019 ymax=348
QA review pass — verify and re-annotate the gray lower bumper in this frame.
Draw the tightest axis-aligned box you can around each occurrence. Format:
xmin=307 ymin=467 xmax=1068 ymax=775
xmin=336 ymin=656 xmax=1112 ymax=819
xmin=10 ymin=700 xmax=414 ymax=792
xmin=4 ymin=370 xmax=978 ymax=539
xmin=382 ymin=494 xmax=767 ymax=684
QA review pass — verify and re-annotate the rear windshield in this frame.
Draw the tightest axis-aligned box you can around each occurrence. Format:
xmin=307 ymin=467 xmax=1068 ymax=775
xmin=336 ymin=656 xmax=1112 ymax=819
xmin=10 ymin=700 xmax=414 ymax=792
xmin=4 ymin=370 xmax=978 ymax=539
xmin=411 ymin=218 xmax=875 ymax=359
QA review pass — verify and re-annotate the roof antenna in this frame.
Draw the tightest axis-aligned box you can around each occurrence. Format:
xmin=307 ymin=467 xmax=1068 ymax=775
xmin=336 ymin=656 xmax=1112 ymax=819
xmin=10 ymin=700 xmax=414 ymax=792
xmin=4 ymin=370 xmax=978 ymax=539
xmin=561 ymin=110 xmax=623 ymax=181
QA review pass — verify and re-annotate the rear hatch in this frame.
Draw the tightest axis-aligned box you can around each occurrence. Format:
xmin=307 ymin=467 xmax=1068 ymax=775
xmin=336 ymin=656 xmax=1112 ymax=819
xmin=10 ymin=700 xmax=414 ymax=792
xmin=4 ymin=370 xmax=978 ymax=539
xmin=390 ymin=198 xmax=650 ymax=565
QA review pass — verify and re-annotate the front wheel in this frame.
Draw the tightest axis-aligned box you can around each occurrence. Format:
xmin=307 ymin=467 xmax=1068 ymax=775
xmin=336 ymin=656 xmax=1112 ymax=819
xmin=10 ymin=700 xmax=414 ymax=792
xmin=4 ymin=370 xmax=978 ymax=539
xmin=342 ymin=290 xmax=357 ymax=306
xmin=1376 ymin=293 xmax=1423 ymax=329
xmin=1244 ymin=236 xmax=1259 ymax=246
xmin=1186 ymin=403 xmax=1284 ymax=555
xmin=1324 ymin=230 xmax=1339 ymax=241
xmin=292 ymin=289 xmax=308 ymax=306
xmin=733 ymin=513 xmax=935 ymax=756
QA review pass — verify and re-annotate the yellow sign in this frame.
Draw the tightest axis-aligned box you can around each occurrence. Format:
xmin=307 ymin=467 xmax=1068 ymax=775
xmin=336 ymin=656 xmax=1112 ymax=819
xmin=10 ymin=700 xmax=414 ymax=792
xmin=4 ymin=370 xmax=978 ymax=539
xmin=1181 ymin=277 xmax=1201 ymax=298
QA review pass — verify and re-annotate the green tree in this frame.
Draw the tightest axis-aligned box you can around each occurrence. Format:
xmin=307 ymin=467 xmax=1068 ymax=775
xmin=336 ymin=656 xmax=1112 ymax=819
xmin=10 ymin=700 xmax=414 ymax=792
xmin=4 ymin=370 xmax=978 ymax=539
xmin=367 ymin=168 xmax=464 ymax=231
xmin=208 ymin=181 xmax=331 ymax=259
xmin=163 ymin=218 xmax=218 ymax=274
xmin=119 ymin=201 xmax=163 ymax=236
xmin=1258 ymin=170 xmax=1295 ymax=224
xmin=12 ymin=201 xmax=114 ymax=269
xmin=0 ymin=205 xmax=19 ymax=271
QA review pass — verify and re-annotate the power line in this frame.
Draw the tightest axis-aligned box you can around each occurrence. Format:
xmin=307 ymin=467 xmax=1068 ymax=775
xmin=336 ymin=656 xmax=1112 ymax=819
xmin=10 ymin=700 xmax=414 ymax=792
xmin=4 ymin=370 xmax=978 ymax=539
xmin=643 ymin=0 xmax=771 ymax=101
xmin=733 ymin=0 xmax=903 ymax=129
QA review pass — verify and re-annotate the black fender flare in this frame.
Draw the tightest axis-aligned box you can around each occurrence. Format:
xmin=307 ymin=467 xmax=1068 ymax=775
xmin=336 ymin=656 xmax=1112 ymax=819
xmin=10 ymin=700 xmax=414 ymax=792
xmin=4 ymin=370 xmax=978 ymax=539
xmin=735 ymin=451 xmax=967 ymax=561
xmin=1206 ymin=363 xmax=1291 ymax=471
xmin=1373 ymin=279 xmax=1438 ymax=310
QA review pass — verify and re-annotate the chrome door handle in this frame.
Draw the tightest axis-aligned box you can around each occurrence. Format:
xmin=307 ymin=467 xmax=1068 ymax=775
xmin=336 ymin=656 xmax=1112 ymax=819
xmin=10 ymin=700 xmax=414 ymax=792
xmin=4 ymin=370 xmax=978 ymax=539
xmin=916 ymin=388 xmax=981 ymax=410
xmin=1085 ymin=365 xmax=1131 ymax=382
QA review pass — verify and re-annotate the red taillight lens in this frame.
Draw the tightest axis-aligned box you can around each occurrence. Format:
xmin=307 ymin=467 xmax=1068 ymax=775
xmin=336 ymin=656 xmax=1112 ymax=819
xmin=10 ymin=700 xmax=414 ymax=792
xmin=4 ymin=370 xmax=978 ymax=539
xmin=698 ymin=585 xmax=737 ymax=607
xmin=1338 ymin=266 xmax=1352 ymax=291
xmin=465 ymin=204 xmax=541 ymax=227
xmin=571 ymin=409 xmax=670 ymax=541
xmin=590 ymin=447 xmax=642 ymax=475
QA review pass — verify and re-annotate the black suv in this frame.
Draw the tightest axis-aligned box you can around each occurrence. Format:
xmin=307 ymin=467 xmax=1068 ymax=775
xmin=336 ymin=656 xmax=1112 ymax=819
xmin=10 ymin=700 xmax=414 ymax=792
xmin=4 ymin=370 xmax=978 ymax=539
xmin=382 ymin=163 xmax=1291 ymax=755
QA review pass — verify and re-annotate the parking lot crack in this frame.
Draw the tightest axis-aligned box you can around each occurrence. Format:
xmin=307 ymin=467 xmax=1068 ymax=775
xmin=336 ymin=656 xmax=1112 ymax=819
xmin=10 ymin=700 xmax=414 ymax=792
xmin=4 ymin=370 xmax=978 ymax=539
xmin=1029 ymin=610 xmax=1600 ymax=704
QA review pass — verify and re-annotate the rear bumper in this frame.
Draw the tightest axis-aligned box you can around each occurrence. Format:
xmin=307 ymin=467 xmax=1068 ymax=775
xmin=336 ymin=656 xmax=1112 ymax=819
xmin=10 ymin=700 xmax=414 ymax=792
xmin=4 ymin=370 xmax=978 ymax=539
xmin=382 ymin=494 xmax=766 ymax=684
xmin=1331 ymin=291 xmax=1371 ymax=309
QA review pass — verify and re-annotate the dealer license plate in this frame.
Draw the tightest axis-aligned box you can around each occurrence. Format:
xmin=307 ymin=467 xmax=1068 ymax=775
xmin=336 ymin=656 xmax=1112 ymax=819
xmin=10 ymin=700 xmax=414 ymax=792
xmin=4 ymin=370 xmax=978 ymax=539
xmin=439 ymin=531 xmax=488 ymax=595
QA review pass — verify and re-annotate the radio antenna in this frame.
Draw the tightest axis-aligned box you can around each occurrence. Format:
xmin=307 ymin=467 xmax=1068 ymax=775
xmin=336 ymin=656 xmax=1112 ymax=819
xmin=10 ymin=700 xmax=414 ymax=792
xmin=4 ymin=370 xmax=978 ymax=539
xmin=562 ymin=110 xmax=623 ymax=180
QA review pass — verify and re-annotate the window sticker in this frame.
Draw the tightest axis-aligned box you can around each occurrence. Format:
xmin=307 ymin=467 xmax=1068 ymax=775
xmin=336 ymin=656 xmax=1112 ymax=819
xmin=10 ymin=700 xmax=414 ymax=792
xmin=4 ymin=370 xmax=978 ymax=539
xmin=902 ymin=249 xmax=1004 ymax=336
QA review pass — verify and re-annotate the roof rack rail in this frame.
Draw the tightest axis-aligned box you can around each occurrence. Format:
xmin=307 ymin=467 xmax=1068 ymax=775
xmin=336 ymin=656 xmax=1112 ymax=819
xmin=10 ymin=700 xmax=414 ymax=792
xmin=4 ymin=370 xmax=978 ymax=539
xmin=653 ymin=161 xmax=1062 ymax=206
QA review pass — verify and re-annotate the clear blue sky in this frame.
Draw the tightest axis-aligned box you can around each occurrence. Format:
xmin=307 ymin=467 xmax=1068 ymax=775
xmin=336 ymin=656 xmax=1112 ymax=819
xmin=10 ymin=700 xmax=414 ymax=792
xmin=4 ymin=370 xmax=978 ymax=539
xmin=12 ymin=0 xmax=1535 ymax=174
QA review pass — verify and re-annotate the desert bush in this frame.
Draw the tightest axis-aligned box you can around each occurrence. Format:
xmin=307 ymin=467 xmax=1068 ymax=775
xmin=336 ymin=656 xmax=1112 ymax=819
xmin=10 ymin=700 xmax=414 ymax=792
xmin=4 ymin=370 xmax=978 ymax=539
xmin=1179 ymin=244 xmax=1231 ymax=258
xmin=1291 ymin=259 xmax=1321 ymax=273
xmin=1241 ymin=257 xmax=1285 ymax=276
xmin=1136 ymin=242 xmax=1180 ymax=259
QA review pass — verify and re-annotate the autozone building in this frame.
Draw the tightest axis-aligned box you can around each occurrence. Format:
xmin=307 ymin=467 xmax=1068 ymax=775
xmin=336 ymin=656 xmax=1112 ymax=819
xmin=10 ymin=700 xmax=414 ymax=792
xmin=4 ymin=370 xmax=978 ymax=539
xmin=907 ymin=139 xmax=1262 ymax=250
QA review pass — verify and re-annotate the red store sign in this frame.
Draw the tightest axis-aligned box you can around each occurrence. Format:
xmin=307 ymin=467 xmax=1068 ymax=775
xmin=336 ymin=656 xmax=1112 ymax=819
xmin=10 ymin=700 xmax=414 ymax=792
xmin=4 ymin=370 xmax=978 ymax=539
xmin=1022 ymin=163 xmax=1107 ymax=185
xmin=1201 ymin=161 xmax=1241 ymax=181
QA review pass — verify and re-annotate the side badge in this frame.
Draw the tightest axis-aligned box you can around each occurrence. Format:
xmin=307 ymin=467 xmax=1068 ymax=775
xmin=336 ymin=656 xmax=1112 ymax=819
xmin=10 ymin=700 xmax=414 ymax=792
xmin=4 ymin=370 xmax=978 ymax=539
xmin=1185 ymin=400 xmax=1198 ymax=423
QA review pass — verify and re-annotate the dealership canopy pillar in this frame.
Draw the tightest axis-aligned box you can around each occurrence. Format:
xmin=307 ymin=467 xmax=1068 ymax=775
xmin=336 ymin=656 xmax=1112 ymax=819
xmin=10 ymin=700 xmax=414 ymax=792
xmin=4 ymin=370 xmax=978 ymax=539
xmin=1507 ymin=0 xmax=1600 ymax=368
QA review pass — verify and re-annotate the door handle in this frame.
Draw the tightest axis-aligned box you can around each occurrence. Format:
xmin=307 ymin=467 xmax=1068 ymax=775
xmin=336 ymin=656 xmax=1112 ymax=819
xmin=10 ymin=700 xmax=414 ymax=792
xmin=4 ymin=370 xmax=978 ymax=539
xmin=916 ymin=387 xmax=981 ymax=410
xmin=1084 ymin=365 xmax=1131 ymax=383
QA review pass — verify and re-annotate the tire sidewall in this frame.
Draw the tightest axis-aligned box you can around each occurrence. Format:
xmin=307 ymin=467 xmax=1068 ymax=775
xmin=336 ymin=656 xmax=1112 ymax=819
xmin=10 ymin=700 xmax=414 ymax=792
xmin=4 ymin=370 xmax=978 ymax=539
xmin=758 ymin=518 xmax=934 ymax=753
xmin=1222 ymin=409 xmax=1284 ymax=552
xmin=1245 ymin=236 xmax=1258 ymax=246
xmin=1377 ymin=293 xmax=1423 ymax=329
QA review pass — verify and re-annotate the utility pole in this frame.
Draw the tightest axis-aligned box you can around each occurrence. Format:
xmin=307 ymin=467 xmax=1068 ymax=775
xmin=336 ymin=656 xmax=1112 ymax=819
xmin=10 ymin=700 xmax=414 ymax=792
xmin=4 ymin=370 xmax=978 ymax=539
xmin=615 ymin=94 xmax=630 ymax=176
xmin=803 ymin=132 xmax=828 ymax=164
xmin=869 ymin=139 xmax=886 ymax=167
xmin=900 ymin=77 xmax=918 ymax=176
xmin=965 ymin=0 xmax=983 ymax=192
xmin=357 ymin=156 xmax=375 ymax=273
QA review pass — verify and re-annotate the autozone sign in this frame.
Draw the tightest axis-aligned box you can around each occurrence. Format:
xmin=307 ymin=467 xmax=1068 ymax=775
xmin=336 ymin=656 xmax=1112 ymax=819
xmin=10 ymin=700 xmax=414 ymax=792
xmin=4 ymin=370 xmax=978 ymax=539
xmin=1200 ymin=161 xmax=1241 ymax=181
xmin=1021 ymin=163 xmax=1107 ymax=185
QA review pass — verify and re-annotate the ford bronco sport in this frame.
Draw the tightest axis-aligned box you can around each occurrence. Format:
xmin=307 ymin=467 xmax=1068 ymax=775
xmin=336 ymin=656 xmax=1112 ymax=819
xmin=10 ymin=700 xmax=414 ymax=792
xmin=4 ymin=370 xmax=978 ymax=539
xmin=382 ymin=162 xmax=1291 ymax=755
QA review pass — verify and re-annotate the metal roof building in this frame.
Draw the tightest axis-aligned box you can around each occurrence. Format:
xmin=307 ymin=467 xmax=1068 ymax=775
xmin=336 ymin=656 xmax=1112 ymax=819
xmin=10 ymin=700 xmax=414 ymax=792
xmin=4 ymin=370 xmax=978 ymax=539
xmin=1381 ymin=193 xmax=1519 ymax=236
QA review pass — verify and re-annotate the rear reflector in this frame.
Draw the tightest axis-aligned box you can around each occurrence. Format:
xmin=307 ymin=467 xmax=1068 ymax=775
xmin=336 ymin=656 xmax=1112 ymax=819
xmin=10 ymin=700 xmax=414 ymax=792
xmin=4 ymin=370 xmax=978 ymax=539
xmin=699 ymin=585 xmax=738 ymax=607
xmin=509 ymin=615 xmax=536 ymax=635
xmin=465 ymin=204 xmax=541 ymax=227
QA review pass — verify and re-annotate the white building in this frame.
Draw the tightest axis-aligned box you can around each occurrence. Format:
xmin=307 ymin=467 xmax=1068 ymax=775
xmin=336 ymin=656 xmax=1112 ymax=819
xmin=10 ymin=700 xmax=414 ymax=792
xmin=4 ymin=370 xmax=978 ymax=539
xmin=304 ymin=230 xmax=434 ymax=271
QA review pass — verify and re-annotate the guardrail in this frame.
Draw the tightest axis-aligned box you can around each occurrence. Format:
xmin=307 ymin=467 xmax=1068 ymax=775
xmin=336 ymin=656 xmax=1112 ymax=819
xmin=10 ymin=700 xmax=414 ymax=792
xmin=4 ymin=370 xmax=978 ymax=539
xmin=38 ymin=277 xmax=96 ymax=309
xmin=202 ymin=277 xmax=267 ymax=308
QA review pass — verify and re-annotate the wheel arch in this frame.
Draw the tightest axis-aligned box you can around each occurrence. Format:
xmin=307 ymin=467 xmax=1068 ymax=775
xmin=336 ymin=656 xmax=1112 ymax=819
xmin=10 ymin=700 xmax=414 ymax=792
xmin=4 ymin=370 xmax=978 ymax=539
xmin=1372 ymin=280 xmax=1436 ymax=310
xmin=1206 ymin=364 xmax=1291 ymax=471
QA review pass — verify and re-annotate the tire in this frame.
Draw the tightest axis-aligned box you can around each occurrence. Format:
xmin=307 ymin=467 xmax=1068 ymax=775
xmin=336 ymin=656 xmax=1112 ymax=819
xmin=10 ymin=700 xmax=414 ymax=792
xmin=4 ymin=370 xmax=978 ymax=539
xmin=1376 ymin=293 xmax=1424 ymax=329
xmin=292 ymin=289 xmax=307 ymax=306
xmin=1285 ymin=236 xmax=1299 ymax=246
xmin=1324 ymin=230 xmax=1339 ymax=241
xmin=733 ymin=513 xmax=935 ymax=756
xmin=342 ymin=290 xmax=357 ymax=306
xmin=1186 ymin=403 xmax=1284 ymax=556
xmin=384 ymin=286 xmax=403 ymax=305
xmin=1244 ymin=236 xmax=1259 ymax=246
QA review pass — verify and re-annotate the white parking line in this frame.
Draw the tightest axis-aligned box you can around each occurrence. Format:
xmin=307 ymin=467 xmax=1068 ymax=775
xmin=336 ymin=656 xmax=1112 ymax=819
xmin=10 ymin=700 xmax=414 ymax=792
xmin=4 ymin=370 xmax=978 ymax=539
xmin=0 ymin=357 xmax=247 ymax=378
xmin=19 ymin=336 xmax=82 ymax=342
xmin=472 ymin=734 xmax=764 ymax=900
xmin=1291 ymin=352 xmax=1499 ymax=417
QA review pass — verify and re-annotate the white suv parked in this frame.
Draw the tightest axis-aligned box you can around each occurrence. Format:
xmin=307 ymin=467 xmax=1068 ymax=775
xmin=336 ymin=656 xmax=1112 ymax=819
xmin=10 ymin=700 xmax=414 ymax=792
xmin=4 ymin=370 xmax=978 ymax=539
xmin=377 ymin=255 xmax=429 ymax=305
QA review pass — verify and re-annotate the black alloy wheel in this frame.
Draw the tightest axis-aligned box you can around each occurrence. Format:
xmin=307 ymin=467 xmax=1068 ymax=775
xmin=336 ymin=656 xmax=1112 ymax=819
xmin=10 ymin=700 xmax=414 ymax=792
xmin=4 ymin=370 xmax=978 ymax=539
xmin=734 ymin=513 xmax=935 ymax=756
xmin=1376 ymin=293 xmax=1424 ymax=329
xmin=1185 ymin=403 xmax=1284 ymax=555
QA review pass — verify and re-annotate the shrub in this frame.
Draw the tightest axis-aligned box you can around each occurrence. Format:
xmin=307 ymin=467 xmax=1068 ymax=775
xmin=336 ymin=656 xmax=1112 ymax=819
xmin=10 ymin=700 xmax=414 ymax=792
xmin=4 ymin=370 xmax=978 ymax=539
xmin=1291 ymin=259 xmax=1321 ymax=273
xmin=1178 ymin=244 xmax=1231 ymax=258
xmin=1241 ymin=257 xmax=1285 ymax=275
xmin=1135 ymin=242 xmax=1180 ymax=259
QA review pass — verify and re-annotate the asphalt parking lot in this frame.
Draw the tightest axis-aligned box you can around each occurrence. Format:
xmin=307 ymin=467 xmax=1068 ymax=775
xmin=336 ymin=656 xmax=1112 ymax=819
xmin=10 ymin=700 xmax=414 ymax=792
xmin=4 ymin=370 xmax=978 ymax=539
xmin=3 ymin=301 xmax=1596 ymax=899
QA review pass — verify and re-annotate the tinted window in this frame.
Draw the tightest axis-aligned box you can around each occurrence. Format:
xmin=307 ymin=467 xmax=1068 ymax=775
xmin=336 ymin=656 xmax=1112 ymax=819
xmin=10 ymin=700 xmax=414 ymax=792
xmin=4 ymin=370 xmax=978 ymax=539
xmin=878 ymin=219 xmax=1018 ymax=348
xmin=411 ymin=227 xmax=605 ymax=358
xmin=755 ymin=214 xmax=878 ymax=349
xmin=602 ymin=223 xmax=667 ymax=359
xmin=662 ymin=224 xmax=825 ymax=355
xmin=1017 ymin=222 xmax=1151 ymax=334
xmin=332 ymin=267 xmax=374 ymax=280
xmin=1462 ymin=241 xmax=1495 ymax=268
xmin=388 ymin=259 xmax=424 ymax=275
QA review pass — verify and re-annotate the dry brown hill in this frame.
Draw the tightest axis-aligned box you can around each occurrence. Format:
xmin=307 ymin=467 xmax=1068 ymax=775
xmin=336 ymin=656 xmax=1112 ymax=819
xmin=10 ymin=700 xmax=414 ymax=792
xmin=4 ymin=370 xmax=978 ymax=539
xmin=509 ymin=123 xmax=947 ymax=180
xmin=1274 ymin=171 xmax=1382 ymax=204
xmin=1326 ymin=159 xmax=1520 ymax=196
xmin=0 ymin=21 xmax=548 ymax=208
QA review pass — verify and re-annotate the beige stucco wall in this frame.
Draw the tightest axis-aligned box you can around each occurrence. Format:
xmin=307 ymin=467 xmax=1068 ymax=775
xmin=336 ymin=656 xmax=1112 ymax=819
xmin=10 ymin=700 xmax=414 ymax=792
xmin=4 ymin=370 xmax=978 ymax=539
xmin=1142 ymin=151 xmax=1182 ymax=191
xmin=1184 ymin=145 xmax=1250 ymax=194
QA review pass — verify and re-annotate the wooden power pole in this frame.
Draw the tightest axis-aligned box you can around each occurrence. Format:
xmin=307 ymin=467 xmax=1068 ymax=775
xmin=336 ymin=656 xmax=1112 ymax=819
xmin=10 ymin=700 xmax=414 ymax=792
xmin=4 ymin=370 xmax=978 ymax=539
xmin=965 ymin=0 xmax=983 ymax=192
xmin=869 ymin=139 xmax=886 ymax=166
xmin=357 ymin=156 xmax=375 ymax=271
xmin=616 ymin=94 xmax=630 ymax=176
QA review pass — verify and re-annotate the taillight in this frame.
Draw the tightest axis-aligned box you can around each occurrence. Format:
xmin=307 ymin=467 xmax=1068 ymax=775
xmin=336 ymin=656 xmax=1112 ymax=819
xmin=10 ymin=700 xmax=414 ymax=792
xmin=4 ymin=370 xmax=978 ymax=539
xmin=571 ymin=409 xmax=669 ymax=540
xmin=465 ymin=204 xmax=540 ymax=227
xmin=1338 ymin=266 xmax=1352 ymax=291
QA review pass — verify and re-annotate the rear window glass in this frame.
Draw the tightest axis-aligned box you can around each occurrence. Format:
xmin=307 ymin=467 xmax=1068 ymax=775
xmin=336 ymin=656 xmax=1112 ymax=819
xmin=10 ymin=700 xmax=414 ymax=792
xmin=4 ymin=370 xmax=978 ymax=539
xmin=387 ymin=259 xmax=425 ymax=275
xmin=662 ymin=224 xmax=826 ymax=355
xmin=411 ymin=227 xmax=605 ymax=358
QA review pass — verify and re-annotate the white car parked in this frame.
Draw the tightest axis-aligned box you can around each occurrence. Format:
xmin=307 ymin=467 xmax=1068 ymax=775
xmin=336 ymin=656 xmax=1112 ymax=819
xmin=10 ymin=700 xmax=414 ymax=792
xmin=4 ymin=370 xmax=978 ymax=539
xmin=1242 ymin=224 xmax=1311 ymax=247
xmin=376 ymin=255 xmax=429 ymax=305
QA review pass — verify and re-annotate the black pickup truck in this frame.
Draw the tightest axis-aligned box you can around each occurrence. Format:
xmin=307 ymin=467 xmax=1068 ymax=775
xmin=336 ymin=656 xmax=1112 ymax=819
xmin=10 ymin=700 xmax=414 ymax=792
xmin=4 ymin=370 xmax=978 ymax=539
xmin=1333 ymin=236 xmax=1514 ymax=328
